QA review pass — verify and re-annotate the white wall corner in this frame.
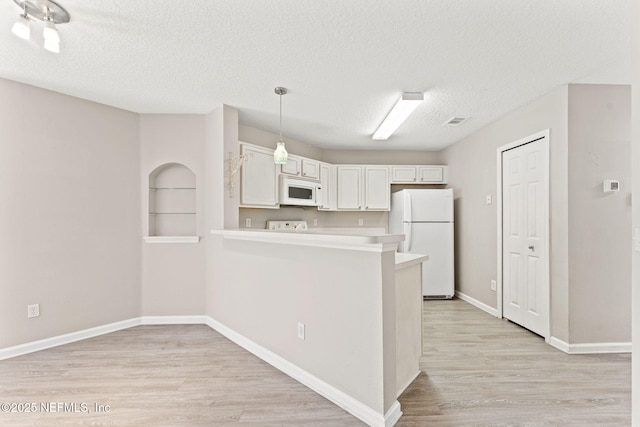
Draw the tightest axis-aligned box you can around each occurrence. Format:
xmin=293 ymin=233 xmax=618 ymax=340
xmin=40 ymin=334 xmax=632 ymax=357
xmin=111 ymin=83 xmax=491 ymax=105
xmin=0 ymin=315 xmax=404 ymax=426
xmin=455 ymin=291 xmax=499 ymax=317
xmin=549 ymin=337 xmax=631 ymax=354
xmin=140 ymin=315 xmax=210 ymax=325
xmin=384 ymin=401 xmax=403 ymax=427
xmin=205 ymin=316 xmax=398 ymax=427
xmin=0 ymin=318 xmax=142 ymax=361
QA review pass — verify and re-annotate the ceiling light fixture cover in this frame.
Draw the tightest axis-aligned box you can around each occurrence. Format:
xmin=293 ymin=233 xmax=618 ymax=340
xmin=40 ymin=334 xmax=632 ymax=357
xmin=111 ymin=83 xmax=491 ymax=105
xmin=273 ymin=87 xmax=288 ymax=165
xmin=10 ymin=0 xmax=70 ymax=53
xmin=43 ymin=20 xmax=60 ymax=43
xmin=11 ymin=13 xmax=30 ymax=40
xmin=372 ymin=92 xmax=424 ymax=140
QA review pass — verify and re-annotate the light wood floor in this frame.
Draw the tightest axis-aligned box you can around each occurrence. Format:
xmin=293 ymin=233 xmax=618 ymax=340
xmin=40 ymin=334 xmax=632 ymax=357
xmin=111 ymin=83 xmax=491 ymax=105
xmin=399 ymin=299 xmax=631 ymax=426
xmin=0 ymin=299 xmax=630 ymax=426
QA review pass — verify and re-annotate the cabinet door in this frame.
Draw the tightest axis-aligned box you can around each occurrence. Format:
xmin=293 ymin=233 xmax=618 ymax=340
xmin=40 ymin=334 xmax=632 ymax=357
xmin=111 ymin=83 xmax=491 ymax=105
xmin=240 ymin=144 xmax=279 ymax=208
xmin=364 ymin=166 xmax=390 ymax=211
xmin=280 ymin=155 xmax=301 ymax=176
xmin=337 ymin=166 xmax=362 ymax=210
xmin=318 ymin=163 xmax=337 ymax=211
xmin=418 ymin=166 xmax=444 ymax=183
xmin=301 ymin=158 xmax=320 ymax=180
xmin=391 ymin=166 xmax=417 ymax=183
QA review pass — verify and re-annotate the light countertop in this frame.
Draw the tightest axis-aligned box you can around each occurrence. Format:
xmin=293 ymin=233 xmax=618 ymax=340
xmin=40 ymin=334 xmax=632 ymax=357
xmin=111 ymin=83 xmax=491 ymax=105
xmin=211 ymin=228 xmax=404 ymax=252
xmin=395 ymin=252 xmax=428 ymax=270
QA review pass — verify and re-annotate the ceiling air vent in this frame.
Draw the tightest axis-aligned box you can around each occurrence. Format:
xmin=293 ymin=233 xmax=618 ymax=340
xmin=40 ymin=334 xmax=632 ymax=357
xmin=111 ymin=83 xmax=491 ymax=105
xmin=442 ymin=116 xmax=468 ymax=127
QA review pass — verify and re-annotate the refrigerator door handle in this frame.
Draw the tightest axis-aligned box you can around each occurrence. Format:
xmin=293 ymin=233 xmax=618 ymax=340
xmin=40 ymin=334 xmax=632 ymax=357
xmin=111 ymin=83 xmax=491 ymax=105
xmin=405 ymin=192 xmax=412 ymax=222
xmin=404 ymin=222 xmax=412 ymax=252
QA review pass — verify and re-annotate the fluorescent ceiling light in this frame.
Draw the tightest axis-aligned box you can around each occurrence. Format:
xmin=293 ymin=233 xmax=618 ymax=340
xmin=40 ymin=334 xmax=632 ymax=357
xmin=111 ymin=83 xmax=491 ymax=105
xmin=372 ymin=92 xmax=424 ymax=140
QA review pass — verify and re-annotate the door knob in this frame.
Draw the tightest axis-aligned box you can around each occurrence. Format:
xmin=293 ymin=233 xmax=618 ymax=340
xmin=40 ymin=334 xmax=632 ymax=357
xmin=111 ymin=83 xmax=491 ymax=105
xmin=528 ymin=245 xmax=534 ymax=251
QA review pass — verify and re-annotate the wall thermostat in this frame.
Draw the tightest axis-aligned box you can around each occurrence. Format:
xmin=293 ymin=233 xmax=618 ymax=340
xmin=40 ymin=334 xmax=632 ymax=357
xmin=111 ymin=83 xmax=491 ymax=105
xmin=603 ymin=180 xmax=620 ymax=192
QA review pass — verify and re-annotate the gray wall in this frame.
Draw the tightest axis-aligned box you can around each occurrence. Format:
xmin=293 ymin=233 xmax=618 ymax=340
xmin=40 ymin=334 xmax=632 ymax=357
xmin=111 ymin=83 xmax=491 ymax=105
xmin=139 ymin=114 xmax=208 ymax=316
xmin=0 ymin=79 xmax=141 ymax=348
xmin=322 ymin=149 xmax=441 ymax=165
xmin=568 ymin=85 xmax=631 ymax=343
xmin=440 ymin=85 xmax=571 ymax=341
xmin=440 ymin=83 xmax=632 ymax=345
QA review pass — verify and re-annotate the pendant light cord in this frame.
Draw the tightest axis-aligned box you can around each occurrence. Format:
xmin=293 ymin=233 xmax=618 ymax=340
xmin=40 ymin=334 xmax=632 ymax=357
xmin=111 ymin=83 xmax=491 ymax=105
xmin=279 ymin=93 xmax=283 ymax=140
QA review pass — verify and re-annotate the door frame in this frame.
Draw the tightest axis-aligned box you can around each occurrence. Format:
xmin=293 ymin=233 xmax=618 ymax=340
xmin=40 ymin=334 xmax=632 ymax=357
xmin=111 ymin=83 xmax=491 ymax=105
xmin=496 ymin=129 xmax=551 ymax=339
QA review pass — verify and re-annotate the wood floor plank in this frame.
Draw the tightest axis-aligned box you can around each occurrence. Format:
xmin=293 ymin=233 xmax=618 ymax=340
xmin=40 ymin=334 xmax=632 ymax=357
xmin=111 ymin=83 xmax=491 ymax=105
xmin=396 ymin=298 xmax=630 ymax=426
xmin=0 ymin=298 xmax=630 ymax=426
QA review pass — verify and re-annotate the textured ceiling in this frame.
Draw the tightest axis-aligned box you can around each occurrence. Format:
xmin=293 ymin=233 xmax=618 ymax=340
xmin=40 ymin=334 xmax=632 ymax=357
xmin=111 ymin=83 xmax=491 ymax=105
xmin=0 ymin=0 xmax=632 ymax=151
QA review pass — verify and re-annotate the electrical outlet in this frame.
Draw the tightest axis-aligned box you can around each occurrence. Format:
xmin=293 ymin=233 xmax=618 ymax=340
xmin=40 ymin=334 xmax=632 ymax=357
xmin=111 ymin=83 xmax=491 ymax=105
xmin=297 ymin=322 xmax=305 ymax=340
xmin=313 ymin=218 xmax=318 ymax=226
xmin=490 ymin=280 xmax=497 ymax=291
xmin=358 ymin=218 xmax=364 ymax=226
xmin=245 ymin=218 xmax=251 ymax=228
xmin=27 ymin=304 xmax=40 ymax=318
xmin=486 ymin=194 xmax=492 ymax=205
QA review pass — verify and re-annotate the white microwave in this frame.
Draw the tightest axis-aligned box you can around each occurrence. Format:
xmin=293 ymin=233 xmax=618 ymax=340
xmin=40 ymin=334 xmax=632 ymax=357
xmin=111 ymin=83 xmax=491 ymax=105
xmin=279 ymin=176 xmax=322 ymax=207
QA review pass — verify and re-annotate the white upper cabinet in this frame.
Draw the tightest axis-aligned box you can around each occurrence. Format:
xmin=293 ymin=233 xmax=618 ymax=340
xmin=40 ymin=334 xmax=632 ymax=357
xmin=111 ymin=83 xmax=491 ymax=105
xmin=240 ymin=143 xmax=279 ymax=209
xmin=390 ymin=165 xmax=448 ymax=184
xmin=318 ymin=162 xmax=337 ymax=211
xmin=280 ymin=154 xmax=302 ymax=176
xmin=301 ymin=158 xmax=320 ymax=180
xmin=238 ymin=142 xmax=449 ymax=213
xmin=336 ymin=165 xmax=389 ymax=211
xmin=418 ymin=166 xmax=446 ymax=183
xmin=364 ymin=166 xmax=390 ymax=211
xmin=337 ymin=165 xmax=363 ymax=210
xmin=391 ymin=166 xmax=417 ymax=183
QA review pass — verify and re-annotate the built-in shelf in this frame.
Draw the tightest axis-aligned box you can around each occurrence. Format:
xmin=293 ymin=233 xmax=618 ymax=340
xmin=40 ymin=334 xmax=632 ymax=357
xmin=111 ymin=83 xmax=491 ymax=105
xmin=148 ymin=163 xmax=197 ymax=238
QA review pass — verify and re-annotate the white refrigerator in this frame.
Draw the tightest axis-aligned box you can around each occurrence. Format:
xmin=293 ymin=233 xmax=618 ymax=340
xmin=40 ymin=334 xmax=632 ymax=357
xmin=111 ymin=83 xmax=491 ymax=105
xmin=389 ymin=189 xmax=455 ymax=298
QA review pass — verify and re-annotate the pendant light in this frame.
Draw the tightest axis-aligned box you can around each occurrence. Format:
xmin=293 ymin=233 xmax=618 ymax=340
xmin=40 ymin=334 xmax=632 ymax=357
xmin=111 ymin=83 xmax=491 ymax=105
xmin=273 ymin=87 xmax=288 ymax=165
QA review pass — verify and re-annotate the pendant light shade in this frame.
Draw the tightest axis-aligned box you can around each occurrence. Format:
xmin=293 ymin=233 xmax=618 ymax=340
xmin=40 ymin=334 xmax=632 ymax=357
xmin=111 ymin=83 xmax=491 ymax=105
xmin=273 ymin=87 xmax=288 ymax=165
xmin=274 ymin=141 xmax=288 ymax=164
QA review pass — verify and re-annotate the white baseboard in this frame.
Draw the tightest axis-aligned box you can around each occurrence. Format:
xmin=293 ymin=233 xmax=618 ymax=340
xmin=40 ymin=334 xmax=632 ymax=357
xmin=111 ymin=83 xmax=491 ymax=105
xmin=1 ymin=315 xmax=401 ymax=426
xmin=140 ymin=315 xmax=210 ymax=325
xmin=549 ymin=337 xmax=631 ymax=354
xmin=0 ymin=318 xmax=142 ymax=361
xmin=0 ymin=316 xmax=207 ymax=361
xmin=205 ymin=317 xmax=401 ymax=427
xmin=455 ymin=291 xmax=499 ymax=317
xmin=397 ymin=370 xmax=421 ymax=399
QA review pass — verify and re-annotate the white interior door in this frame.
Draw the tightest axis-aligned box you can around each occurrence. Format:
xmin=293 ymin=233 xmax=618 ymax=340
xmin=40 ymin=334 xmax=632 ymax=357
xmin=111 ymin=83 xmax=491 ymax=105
xmin=502 ymin=135 xmax=549 ymax=337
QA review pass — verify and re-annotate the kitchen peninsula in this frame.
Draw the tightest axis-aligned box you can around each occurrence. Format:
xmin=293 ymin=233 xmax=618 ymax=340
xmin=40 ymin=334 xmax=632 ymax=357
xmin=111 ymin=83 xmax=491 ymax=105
xmin=208 ymin=227 xmax=425 ymax=427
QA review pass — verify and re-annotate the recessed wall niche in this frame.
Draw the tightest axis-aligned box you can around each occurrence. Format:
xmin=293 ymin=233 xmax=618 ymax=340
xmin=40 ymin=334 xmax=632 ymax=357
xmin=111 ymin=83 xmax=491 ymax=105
xmin=148 ymin=163 xmax=197 ymax=238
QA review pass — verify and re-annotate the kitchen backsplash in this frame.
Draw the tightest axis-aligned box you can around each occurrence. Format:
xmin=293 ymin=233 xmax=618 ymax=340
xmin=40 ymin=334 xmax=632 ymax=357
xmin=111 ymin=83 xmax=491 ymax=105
xmin=239 ymin=207 xmax=389 ymax=232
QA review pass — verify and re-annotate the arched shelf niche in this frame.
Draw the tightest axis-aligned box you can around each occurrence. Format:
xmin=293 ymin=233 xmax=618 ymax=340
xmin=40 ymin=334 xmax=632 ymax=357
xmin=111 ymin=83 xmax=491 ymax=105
xmin=147 ymin=162 xmax=198 ymax=242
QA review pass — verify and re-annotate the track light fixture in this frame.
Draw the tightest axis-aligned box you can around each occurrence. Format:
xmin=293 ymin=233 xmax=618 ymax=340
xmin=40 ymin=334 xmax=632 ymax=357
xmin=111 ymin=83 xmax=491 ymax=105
xmin=10 ymin=0 xmax=70 ymax=53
